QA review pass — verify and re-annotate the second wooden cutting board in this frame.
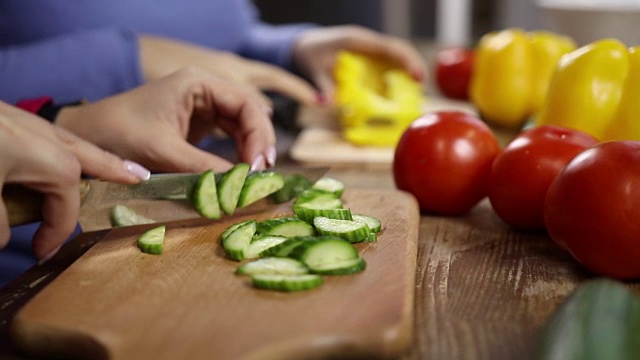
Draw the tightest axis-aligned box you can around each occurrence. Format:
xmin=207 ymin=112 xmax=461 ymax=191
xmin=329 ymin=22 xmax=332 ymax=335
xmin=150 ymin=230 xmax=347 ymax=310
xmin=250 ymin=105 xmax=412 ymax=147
xmin=11 ymin=188 xmax=419 ymax=360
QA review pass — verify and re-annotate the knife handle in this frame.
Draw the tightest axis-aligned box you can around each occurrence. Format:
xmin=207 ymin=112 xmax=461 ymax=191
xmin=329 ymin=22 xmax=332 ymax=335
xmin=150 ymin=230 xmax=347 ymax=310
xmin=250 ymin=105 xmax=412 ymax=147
xmin=2 ymin=180 xmax=90 ymax=227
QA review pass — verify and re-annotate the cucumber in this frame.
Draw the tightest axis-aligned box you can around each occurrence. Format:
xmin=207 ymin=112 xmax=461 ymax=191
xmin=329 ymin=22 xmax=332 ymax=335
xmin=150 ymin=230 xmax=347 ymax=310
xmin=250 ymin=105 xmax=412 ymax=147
xmin=220 ymin=219 xmax=254 ymax=241
xmin=312 ymin=177 xmax=345 ymax=197
xmin=192 ymin=169 xmax=222 ymax=219
xmin=313 ymin=216 xmax=371 ymax=243
xmin=136 ymin=225 xmax=166 ymax=255
xmin=221 ymin=220 xmax=257 ymax=261
xmin=256 ymin=217 xmax=316 ymax=237
xmin=293 ymin=207 xmax=353 ymax=224
xmin=236 ymin=257 xmax=310 ymax=276
xmin=352 ymin=214 xmax=382 ymax=233
xmin=270 ymin=173 xmax=313 ymax=204
xmin=217 ymin=163 xmax=250 ymax=215
xmin=534 ymin=278 xmax=640 ymax=360
xmin=310 ymin=257 xmax=366 ymax=275
xmin=237 ymin=171 xmax=285 ymax=208
xmin=243 ymin=235 xmax=288 ymax=259
xmin=110 ymin=205 xmax=155 ymax=227
xmin=289 ymin=236 xmax=363 ymax=275
xmin=258 ymin=236 xmax=319 ymax=258
xmin=293 ymin=189 xmax=343 ymax=210
xmin=251 ymin=274 xmax=323 ymax=292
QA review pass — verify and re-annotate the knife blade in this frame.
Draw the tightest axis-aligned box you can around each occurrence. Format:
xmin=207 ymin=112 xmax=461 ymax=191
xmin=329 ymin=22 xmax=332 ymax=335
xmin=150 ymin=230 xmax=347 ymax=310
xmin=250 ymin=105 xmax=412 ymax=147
xmin=3 ymin=166 xmax=328 ymax=232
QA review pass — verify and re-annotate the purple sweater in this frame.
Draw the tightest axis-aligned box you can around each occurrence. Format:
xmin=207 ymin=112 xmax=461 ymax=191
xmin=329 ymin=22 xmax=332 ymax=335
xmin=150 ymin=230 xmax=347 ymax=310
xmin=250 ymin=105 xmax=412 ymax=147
xmin=0 ymin=0 xmax=315 ymax=103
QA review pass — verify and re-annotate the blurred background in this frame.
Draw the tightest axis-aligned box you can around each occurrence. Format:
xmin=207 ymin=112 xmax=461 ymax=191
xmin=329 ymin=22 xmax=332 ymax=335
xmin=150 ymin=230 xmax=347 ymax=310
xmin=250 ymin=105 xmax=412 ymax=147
xmin=254 ymin=0 xmax=542 ymax=47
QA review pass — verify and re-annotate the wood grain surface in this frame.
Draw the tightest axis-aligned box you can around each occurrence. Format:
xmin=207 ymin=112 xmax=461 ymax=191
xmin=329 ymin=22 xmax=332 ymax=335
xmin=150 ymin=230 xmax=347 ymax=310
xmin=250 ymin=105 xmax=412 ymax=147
xmin=10 ymin=189 xmax=419 ymax=360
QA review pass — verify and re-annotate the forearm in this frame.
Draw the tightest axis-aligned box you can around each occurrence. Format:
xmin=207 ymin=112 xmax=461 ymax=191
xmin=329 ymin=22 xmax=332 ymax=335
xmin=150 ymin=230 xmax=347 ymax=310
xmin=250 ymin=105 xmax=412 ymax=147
xmin=0 ymin=28 xmax=144 ymax=103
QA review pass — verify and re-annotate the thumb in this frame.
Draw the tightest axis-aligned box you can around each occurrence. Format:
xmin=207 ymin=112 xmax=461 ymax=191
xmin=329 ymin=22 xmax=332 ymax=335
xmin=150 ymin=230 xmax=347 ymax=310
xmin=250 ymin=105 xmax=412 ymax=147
xmin=312 ymin=71 xmax=336 ymax=105
xmin=150 ymin=138 xmax=234 ymax=173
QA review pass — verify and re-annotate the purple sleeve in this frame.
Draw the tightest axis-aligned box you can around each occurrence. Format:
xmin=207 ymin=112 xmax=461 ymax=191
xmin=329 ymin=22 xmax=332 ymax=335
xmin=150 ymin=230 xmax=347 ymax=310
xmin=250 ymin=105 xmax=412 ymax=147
xmin=0 ymin=28 xmax=143 ymax=103
xmin=236 ymin=0 xmax=318 ymax=70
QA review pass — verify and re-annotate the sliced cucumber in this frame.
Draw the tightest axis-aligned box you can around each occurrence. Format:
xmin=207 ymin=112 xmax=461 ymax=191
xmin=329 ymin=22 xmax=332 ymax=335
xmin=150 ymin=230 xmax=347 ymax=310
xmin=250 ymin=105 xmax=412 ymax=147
xmin=293 ymin=207 xmax=353 ymax=224
xmin=363 ymin=232 xmax=378 ymax=242
xmin=221 ymin=219 xmax=254 ymax=241
xmin=256 ymin=217 xmax=316 ymax=237
xmin=313 ymin=216 xmax=371 ymax=243
xmin=251 ymin=274 xmax=323 ymax=292
xmin=352 ymin=214 xmax=382 ymax=233
xmin=310 ymin=257 xmax=367 ymax=275
xmin=217 ymin=163 xmax=250 ymax=215
xmin=236 ymin=257 xmax=310 ymax=276
xmin=110 ymin=205 xmax=155 ymax=227
xmin=289 ymin=236 xmax=362 ymax=274
xmin=221 ymin=220 xmax=257 ymax=261
xmin=244 ymin=235 xmax=288 ymax=259
xmin=237 ymin=171 xmax=285 ymax=208
xmin=312 ymin=177 xmax=345 ymax=197
xmin=137 ymin=225 xmax=166 ymax=255
xmin=192 ymin=169 xmax=221 ymax=219
xmin=270 ymin=173 xmax=313 ymax=204
xmin=258 ymin=236 xmax=319 ymax=258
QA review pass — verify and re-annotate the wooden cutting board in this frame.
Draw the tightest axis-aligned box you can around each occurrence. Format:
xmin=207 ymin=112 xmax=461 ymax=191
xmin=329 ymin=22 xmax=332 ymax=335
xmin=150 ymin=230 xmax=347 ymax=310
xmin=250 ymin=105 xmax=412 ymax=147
xmin=10 ymin=188 xmax=419 ymax=360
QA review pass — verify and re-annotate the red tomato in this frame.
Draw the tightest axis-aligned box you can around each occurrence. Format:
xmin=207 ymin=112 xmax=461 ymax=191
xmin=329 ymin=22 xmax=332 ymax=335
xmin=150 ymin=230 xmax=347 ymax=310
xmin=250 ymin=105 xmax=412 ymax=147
xmin=544 ymin=141 xmax=640 ymax=279
xmin=434 ymin=47 xmax=475 ymax=100
xmin=488 ymin=125 xmax=598 ymax=231
xmin=393 ymin=111 xmax=500 ymax=216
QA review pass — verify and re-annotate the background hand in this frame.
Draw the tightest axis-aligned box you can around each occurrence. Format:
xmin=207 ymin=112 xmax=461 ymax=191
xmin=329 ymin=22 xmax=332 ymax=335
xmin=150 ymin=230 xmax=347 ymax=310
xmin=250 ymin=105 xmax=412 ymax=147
xmin=292 ymin=25 xmax=427 ymax=102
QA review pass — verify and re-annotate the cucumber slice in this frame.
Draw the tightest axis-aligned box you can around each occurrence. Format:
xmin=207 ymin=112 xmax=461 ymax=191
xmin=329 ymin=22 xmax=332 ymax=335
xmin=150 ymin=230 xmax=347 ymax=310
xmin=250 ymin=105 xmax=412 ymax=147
xmin=352 ymin=214 xmax=382 ymax=233
xmin=293 ymin=189 xmax=343 ymax=210
xmin=137 ymin=225 xmax=166 ymax=255
xmin=313 ymin=216 xmax=371 ymax=243
xmin=236 ymin=257 xmax=310 ymax=276
xmin=237 ymin=171 xmax=285 ymax=208
xmin=293 ymin=207 xmax=353 ymax=224
xmin=289 ymin=236 xmax=361 ymax=273
xmin=251 ymin=274 xmax=323 ymax=292
xmin=110 ymin=205 xmax=155 ymax=227
xmin=363 ymin=232 xmax=378 ymax=242
xmin=217 ymin=163 xmax=250 ymax=215
xmin=270 ymin=173 xmax=313 ymax=204
xmin=221 ymin=220 xmax=257 ymax=261
xmin=312 ymin=177 xmax=345 ymax=197
xmin=256 ymin=217 xmax=316 ymax=237
xmin=244 ymin=235 xmax=288 ymax=259
xmin=310 ymin=257 xmax=367 ymax=275
xmin=192 ymin=169 xmax=222 ymax=219
xmin=258 ymin=236 xmax=319 ymax=258
xmin=220 ymin=219 xmax=254 ymax=241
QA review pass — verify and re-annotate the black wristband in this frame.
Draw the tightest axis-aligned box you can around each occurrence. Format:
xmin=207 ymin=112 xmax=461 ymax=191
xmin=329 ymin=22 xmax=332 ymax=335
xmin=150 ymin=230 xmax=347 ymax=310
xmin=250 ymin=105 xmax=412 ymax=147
xmin=37 ymin=100 xmax=86 ymax=122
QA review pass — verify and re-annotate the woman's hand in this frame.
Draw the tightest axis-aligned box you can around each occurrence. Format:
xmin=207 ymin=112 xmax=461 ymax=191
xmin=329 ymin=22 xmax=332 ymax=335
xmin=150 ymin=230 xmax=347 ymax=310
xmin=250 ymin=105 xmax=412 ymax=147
xmin=56 ymin=67 xmax=277 ymax=173
xmin=0 ymin=102 xmax=148 ymax=260
xmin=292 ymin=25 xmax=427 ymax=102
xmin=139 ymin=35 xmax=318 ymax=107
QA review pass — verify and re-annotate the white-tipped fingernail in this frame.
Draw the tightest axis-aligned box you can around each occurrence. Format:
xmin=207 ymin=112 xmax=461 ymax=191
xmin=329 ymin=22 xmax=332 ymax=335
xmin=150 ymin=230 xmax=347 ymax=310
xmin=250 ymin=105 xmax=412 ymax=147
xmin=38 ymin=245 xmax=62 ymax=266
xmin=262 ymin=105 xmax=273 ymax=117
xmin=124 ymin=160 xmax=151 ymax=181
xmin=250 ymin=154 xmax=266 ymax=171
xmin=266 ymin=146 xmax=277 ymax=168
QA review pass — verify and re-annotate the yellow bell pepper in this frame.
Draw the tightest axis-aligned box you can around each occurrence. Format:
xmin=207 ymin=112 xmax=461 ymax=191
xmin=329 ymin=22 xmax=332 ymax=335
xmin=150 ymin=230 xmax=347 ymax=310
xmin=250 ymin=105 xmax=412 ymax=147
xmin=536 ymin=39 xmax=640 ymax=141
xmin=334 ymin=51 xmax=424 ymax=147
xmin=470 ymin=28 xmax=576 ymax=128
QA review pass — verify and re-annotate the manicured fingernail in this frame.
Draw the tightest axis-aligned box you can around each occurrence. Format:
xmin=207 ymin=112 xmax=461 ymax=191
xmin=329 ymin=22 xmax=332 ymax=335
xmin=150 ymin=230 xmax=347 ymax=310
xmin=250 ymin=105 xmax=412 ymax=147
xmin=124 ymin=160 xmax=151 ymax=181
xmin=316 ymin=93 xmax=330 ymax=106
xmin=250 ymin=154 xmax=266 ymax=171
xmin=266 ymin=146 xmax=277 ymax=168
xmin=38 ymin=245 xmax=62 ymax=266
xmin=262 ymin=105 xmax=273 ymax=117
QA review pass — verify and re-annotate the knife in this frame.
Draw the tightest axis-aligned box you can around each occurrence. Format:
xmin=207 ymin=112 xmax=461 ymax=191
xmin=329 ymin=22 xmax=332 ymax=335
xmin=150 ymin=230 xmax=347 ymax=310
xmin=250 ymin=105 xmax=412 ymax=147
xmin=3 ymin=166 xmax=328 ymax=232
